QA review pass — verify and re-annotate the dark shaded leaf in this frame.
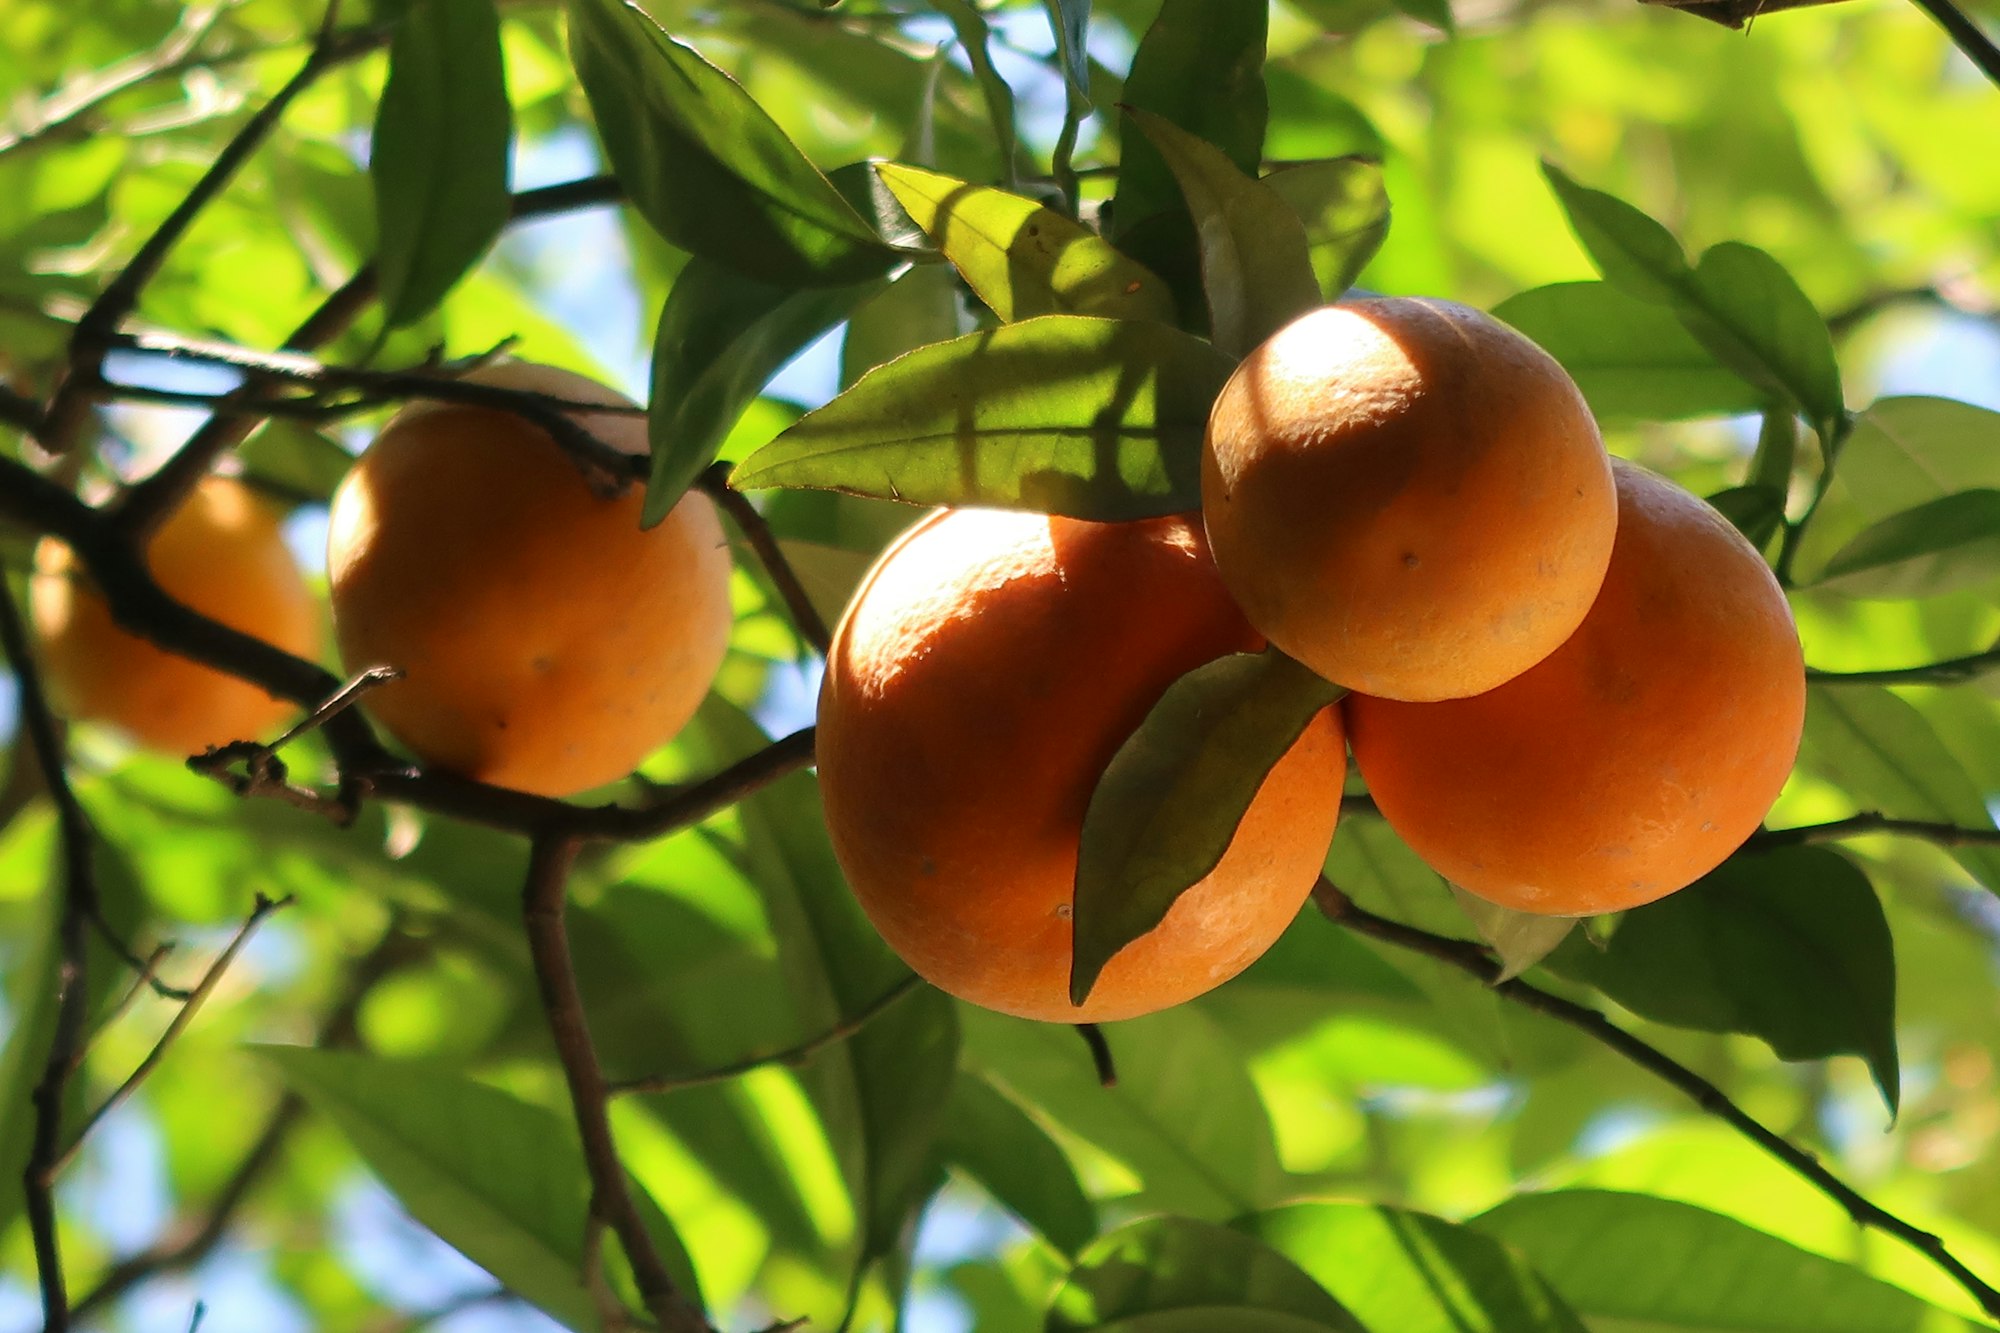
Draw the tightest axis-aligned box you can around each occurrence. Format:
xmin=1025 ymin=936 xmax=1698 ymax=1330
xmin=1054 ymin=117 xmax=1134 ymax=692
xmin=840 ymin=263 xmax=963 ymax=390
xmin=1049 ymin=1215 xmax=1362 ymax=1332
xmin=1706 ymin=484 xmax=1788 ymax=551
xmin=731 ymin=315 xmax=1232 ymax=519
xmin=1262 ymin=159 xmax=1390 ymax=300
xmin=1817 ymin=488 xmax=2000 ymax=599
xmin=1044 ymin=0 xmax=1094 ymax=97
xmin=941 ymin=1072 xmax=1098 ymax=1257
xmin=237 ymin=422 xmax=357 ymax=505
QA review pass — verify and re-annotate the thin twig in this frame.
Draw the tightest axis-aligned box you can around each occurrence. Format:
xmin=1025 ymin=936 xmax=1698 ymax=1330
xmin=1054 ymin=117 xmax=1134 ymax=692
xmin=614 ymin=973 xmax=925 ymax=1095
xmin=522 ymin=836 xmax=711 ymax=1333
xmin=700 ymin=462 xmax=832 ymax=656
xmin=1807 ymin=647 xmax=2000 ymax=688
xmin=55 ymin=894 xmax=292 ymax=1174
xmin=1748 ymin=812 xmax=2000 ymax=851
xmin=0 ymin=5 xmax=227 ymax=159
xmin=189 ymin=666 xmax=404 ymax=824
xmin=1314 ymin=879 xmax=2000 ymax=1320
xmin=1075 ymin=1023 xmax=1117 ymax=1088
xmin=1909 ymin=0 xmax=2000 ymax=88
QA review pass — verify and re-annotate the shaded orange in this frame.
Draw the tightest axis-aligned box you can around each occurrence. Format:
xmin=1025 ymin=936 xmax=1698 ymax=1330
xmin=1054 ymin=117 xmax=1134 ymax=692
xmin=1346 ymin=460 xmax=1806 ymax=916
xmin=816 ymin=508 xmax=1347 ymax=1023
xmin=31 ymin=476 xmax=321 ymax=755
xmin=1202 ymin=298 xmax=1618 ymax=701
xmin=326 ymin=362 xmax=733 ymax=798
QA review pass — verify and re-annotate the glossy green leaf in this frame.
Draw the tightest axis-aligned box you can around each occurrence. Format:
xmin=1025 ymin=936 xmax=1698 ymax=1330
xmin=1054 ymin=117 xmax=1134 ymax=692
xmin=1071 ymin=648 xmax=1342 ymax=1006
xmin=565 ymin=0 xmax=890 ymax=285
xmin=731 ymin=315 xmax=1232 ymax=519
xmin=1261 ymin=159 xmax=1389 ymax=300
xmin=1816 ymin=488 xmax=2000 ymax=599
xmin=371 ymin=0 xmax=512 ymax=328
xmin=1549 ymin=846 xmax=1899 ymax=1113
xmin=1049 ymin=1215 xmax=1362 ymax=1332
xmin=1801 ymin=684 xmax=2000 ymax=894
xmin=258 ymin=1047 xmax=702 ymax=1329
xmin=645 ymin=256 xmax=886 ymax=523
xmin=1490 ymin=281 xmax=1764 ymax=421
xmin=875 ymin=163 xmax=1173 ymax=322
xmin=1474 ymin=1190 xmax=1975 ymax=1331
xmin=1235 ymin=1202 xmax=1586 ymax=1333
xmin=940 ymin=1072 xmax=1098 ymax=1258
xmin=1127 ymin=109 xmax=1319 ymax=357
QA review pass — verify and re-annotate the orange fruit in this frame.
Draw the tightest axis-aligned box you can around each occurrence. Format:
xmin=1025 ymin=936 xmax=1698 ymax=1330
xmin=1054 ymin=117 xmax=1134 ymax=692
xmin=1202 ymin=297 xmax=1618 ymax=701
xmin=31 ymin=476 xmax=322 ymax=755
xmin=326 ymin=361 xmax=732 ymax=797
xmin=1346 ymin=460 xmax=1806 ymax=916
xmin=816 ymin=508 xmax=1347 ymax=1023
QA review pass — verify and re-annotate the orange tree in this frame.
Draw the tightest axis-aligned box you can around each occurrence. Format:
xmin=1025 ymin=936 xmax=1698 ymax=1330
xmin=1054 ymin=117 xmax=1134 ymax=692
xmin=2 ymin=0 xmax=2000 ymax=1330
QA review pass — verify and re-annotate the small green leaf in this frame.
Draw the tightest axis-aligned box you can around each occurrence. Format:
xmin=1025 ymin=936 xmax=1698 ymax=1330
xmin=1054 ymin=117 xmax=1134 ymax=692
xmin=1261 ymin=159 xmax=1389 ymax=300
xmin=1070 ymin=648 xmax=1341 ymax=1006
xmin=258 ymin=1047 xmax=701 ymax=1329
xmin=1043 ymin=0 xmax=1093 ymax=98
xmin=1447 ymin=887 xmax=1577 ymax=983
xmin=1049 ymin=1215 xmax=1363 ymax=1332
xmin=940 ymin=1072 xmax=1098 ymax=1258
xmin=1539 ymin=163 xmax=1691 ymax=305
xmin=565 ymin=0 xmax=890 ymax=285
xmin=1706 ymin=484 xmax=1788 ymax=551
xmin=875 ymin=163 xmax=1173 ymax=322
xmin=1548 ymin=846 xmax=1900 ymax=1113
xmin=237 ymin=422 xmax=358 ymax=505
xmin=732 ymin=315 xmax=1232 ymax=519
xmin=371 ymin=0 xmax=512 ymax=328
xmin=1236 ymin=1202 xmax=1587 ymax=1333
xmin=1126 ymin=109 xmax=1319 ymax=357
xmin=1490 ymin=282 xmax=1764 ymax=421
xmin=645 ymin=256 xmax=886 ymax=523
xmin=1816 ymin=488 xmax=2000 ymax=599
xmin=1474 ymin=1190 xmax=1974 ymax=1332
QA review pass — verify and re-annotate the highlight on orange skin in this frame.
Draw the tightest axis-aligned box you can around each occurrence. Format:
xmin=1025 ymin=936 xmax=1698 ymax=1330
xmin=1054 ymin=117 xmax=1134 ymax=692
xmin=31 ymin=476 xmax=323 ymax=756
xmin=327 ymin=361 xmax=733 ymax=798
xmin=1202 ymin=298 xmax=1617 ymax=702
xmin=1346 ymin=459 xmax=1806 ymax=916
xmin=816 ymin=507 xmax=1347 ymax=1024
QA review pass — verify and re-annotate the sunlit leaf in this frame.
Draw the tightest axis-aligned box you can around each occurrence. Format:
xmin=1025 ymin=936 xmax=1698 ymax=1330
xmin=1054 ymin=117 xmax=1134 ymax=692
xmin=1816 ymin=489 xmax=2000 ymax=600
xmin=1049 ymin=1215 xmax=1362 ymax=1332
xmin=732 ymin=315 xmax=1232 ymax=519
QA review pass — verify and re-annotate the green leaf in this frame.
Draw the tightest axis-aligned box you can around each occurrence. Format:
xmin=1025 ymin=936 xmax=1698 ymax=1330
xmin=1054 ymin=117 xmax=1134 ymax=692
xmin=1049 ymin=1215 xmax=1363 ymax=1332
xmin=645 ymin=256 xmax=886 ymax=523
xmin=1447 ymin=887 xmax=1576 ymax=984
xmin=1490 ymin=282 xmax=1765 ymax=421
xmin=940 ymin=1072 xmax=1098 ymax=1258
xmin=1235 ymin=1202 xmax=1587 ymax=1333
xmin=371 ymin=0 xmax=512 ymax=328
xmin=1043 ymin=0 xmax=1093 ymax=98
xmin=1548 ymin=846 xmax=1900 ymax=1113
xmin=1801 ymin=684 xmax=2000 ymax=895
xmin=1474 ymin=1190 xmax=1975 ymax=1332
xmin=840 ymin=262 xmax=963 ymax=390
xmin=565 ymin=0 xmax=890 ymax=285
xmin=1388 ymin=0 xmax=1457 ymax=32
xmin=237 ymin=422 xmax=358 ymax=505
xmin=1816 ymin=488 xmax=2000 ymax=599
xmin=1126 ymin=109 xmax=1319 ymax=358
xmin=731 ymin=315 xmax=1233 ymax=519
xmin=1112 ymin=0 xmax=1268 ymax=240
xmin=874 ymin=163 xmax=1173 ymax=323
xmin=1706 ymin=484 xmax=1788 ymax=552
xmin=1070 ymin=648 xmax=1342 ymax=1006
xmin=1261 ymin=159 xmax=1390 ymax=301
xmin=1539 ymin=163 xmax=1692 ymax=305
xmin=258 ymin=1047 xmax=702 ymax=1329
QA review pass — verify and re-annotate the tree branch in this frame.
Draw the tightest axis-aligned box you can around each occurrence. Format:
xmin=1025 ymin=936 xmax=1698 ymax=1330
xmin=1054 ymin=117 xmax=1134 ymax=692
xmin=1314 ymin=879 xmax=2000 ymax=1321
xmin=700 ymin=463 xmax=832 ymax=657
xmin=1908 ymin=0 xmax=2000 ymax=89
xmin=1807 ymin=647 xmax=2000 ymax=688
xmin=521 ymin=835 xmax=711 ymax=1333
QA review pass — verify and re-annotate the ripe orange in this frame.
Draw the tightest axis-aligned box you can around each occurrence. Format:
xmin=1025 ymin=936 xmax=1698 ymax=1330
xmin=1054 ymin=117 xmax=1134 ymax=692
xmin=1346 ymin=460 xmax=1806 ymax=916
xmin=31 ymin=476 xmax=322 ymax=755
xmin=1202 ymin=298 xmax=1618 ymax=701
xmin=326 ymin=361 xmax=733 ymax=798
xmin=816 ymin=509 xmax=1347 ymax=1023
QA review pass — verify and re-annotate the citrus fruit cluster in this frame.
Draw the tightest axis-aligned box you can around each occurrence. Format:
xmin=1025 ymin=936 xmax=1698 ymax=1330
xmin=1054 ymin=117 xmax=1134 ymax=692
xmin=818 ymin=297 xmax=1806 ymax=1023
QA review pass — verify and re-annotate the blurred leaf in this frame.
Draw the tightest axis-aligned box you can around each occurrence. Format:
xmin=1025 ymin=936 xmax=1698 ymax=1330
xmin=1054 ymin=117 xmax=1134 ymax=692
xmin=1816 ymin=489 xmax=2000 ymax=600
xmin=941 ymin=1071 xmax=1098 ymax=1257
xmin=1044 ymin=0 xmax=1094 ymax=97
xmin=1261 ymin=159 xmax=1390 ymax=301
xmin=1548 ymin=846 xmax=1899 ymax=1113
xmin=1049 ymin=1215 xmax=1362 ymax=1331
xmin=1490 ymin=282 xmax=1765 ymax=421
xmin=646 ymin=256 xmax=886 ymax=523
xmin=1801 ymin=684 xmax=2000 ymax=894
xmin=1112 ymin=0 xmax=1268 ymax=239
xmin=1072 ymin=649 xmax=1341 ymax=1006
xmin=876 ymin=163 xmax=1173 ymax=322
xmin=1389 ymin=0 xmax=1456 ymax=32
xmin=1474 ymin=1190 xmax=1976 ymax=1331
xmin=259 ymin=1047 xmax=702 ymax=1329
xmin=237 ymin=423 xmax=357 ymax=505
xmin=1126 ymin=109 xmax=1318 ymax=358
xmin=732 ymin=315 xmax=1232 ymax=519
xmin=1448 ymin=887 xmax=1576 ymax=983
xmin=371 ymin=0 xmax=512 ymax=327
xmin=1236 ymin=1202 xmax=1586 ymax=1333
xmin=565 ymin=0 xmax=890 ymax=284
